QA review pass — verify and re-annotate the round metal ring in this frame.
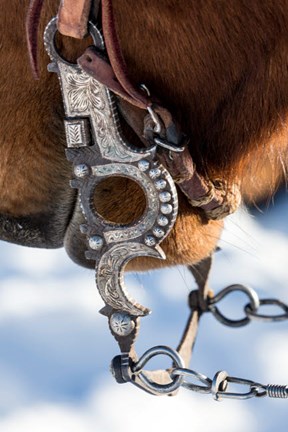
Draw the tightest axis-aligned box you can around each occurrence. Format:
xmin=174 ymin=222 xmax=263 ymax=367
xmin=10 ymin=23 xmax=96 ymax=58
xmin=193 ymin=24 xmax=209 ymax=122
xmin=211 ymin=371 xmax=228 ymax=401
xmin=171 ymin=367 xmax=212 ymax=393
xmin=245 ymin=298 xmax=288 ymax=322
xmin=44 ymin=17 xmax=104 ymax=65
xmin=132 ymin=346 xmax=185 ymax=395
xmin=208 ymin=284 xmax=260 ymax=327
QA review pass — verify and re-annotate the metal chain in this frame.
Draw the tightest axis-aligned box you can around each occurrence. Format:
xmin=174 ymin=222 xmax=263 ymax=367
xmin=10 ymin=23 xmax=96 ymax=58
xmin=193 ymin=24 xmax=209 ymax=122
xmin=124 ymin=287 xmax=288 ymax=399
xmin=171 ymin=367 xmax=288 ymax=401
xmin=207 ymin=284 xmax=288 ymax=327
xmin=130 ymin=346 xmax=288 ymax=400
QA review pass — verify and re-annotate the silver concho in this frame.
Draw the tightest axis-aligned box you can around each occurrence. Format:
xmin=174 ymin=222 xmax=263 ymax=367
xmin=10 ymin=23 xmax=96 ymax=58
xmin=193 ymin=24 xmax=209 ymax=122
xmin=110 ymin=312 xmax=135 ymax=337
xmin=44 ymin=18 xmax=178 ymax=317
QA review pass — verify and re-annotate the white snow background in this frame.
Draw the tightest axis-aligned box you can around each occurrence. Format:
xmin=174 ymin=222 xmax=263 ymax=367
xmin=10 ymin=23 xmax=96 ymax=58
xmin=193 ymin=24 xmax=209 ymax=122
xmin=0 ymin=191 xmax=287 ymax=432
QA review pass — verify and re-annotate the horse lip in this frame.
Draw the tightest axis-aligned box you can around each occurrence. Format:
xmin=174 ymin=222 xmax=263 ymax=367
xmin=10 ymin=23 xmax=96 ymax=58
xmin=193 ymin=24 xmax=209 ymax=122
xmin=0 ymin=210 xmax=69 ymax=249
xmin=64 ymin=195 xmax=95 ymax=269
xmin=0 ymin=189 xmax=77 ymax=249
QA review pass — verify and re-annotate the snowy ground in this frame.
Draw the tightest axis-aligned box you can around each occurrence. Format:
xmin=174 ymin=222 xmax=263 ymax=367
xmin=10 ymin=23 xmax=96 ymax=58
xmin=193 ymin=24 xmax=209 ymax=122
xmin=0 ymin=191 xmax=287 ymax=432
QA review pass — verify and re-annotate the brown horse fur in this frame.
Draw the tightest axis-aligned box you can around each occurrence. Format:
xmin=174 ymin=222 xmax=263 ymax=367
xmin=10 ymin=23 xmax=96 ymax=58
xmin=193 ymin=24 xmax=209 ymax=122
xmin=0 ymin=0 xmax=288 ymax=270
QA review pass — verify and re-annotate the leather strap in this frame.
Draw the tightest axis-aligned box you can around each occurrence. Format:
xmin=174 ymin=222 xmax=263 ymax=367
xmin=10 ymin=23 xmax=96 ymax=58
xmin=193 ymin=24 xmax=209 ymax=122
xmin=57 ymin=0 xmax=93 ymax=38
xmin=26 ymin=0 xmax=45 ymax=78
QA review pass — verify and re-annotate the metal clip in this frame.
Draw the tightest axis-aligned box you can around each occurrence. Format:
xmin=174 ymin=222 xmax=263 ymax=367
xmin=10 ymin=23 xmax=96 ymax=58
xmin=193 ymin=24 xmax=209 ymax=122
xmin=154 ymin=137 xmax=185 ymax=153
xmin=212 ymin=372 xmax=259 ymax=401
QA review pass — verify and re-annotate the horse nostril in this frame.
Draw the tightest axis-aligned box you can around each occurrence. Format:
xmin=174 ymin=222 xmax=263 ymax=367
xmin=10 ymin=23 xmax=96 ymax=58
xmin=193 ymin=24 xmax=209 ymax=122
xmin=86 ymin=55 xmax=92 ymax=63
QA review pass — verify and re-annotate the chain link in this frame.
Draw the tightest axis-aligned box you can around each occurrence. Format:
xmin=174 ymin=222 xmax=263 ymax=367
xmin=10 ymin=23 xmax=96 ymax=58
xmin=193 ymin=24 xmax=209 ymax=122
xmin=129 ymin=346 xmax=288 ymax=400
xmin=171 ymin=366 xmax=288 ymax=400
xmin=127 ymin=286 xmax=288 ymax=399
xmin=207 ymin=284 xmax=288 ymax=327
xmin=111 ymin=286 xmax=288 ymax=400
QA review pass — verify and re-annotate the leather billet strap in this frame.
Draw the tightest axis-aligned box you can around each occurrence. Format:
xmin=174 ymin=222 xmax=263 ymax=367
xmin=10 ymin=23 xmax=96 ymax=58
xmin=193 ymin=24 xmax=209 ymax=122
xmin=57 ymin=0 xmax=94 ymax=38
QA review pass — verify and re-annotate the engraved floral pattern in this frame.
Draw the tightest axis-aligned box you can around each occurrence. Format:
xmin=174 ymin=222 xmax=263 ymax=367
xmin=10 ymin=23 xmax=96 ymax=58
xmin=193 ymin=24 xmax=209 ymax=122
xmin=96 ymin=243 xmax=161 ymax=316
xmin=66 ymin=72 xmax=105 ymax=113
xmin=59 ymin=64 xmax=145 ymax=162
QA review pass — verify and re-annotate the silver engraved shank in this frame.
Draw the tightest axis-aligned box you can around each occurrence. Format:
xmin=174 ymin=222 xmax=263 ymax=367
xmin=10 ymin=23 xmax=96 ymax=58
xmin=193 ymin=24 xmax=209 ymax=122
xmin=44 ymin=18 xmax=178 ymax=317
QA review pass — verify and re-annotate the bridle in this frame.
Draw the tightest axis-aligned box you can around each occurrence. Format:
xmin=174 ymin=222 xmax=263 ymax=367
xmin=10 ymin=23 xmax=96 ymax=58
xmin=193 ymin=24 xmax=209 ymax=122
xmin=26 ymin=0 xmax=288 ymax=400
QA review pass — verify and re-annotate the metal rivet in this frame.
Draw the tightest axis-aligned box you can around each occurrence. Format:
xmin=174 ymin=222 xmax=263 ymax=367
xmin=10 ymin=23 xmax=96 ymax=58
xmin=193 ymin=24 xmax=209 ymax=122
xmin=110 ymin=312 xmax=135 ymax=336
xmin=145 ymin=235 xmax=156 ymax=246
xmin=157 ymin=215 xmax=169 ymax=226
xmin=80 ymin=224 xmax=88 ymax=234
xmin=161 ymin=204 xmax=173 ymax=214
xmin=89 ymin=235 xmax=104 ymax=250
xmin=153 ymin=227 xmax=165 ymax=238
xmin=159 ymin=191 xmax=172 ymax=203
xmin=74 ymin=164 xmax=90 ymax=178
xmin=149 ymin=168 xmax=161 ymax=179
xmin=155 ymin=179 xmax=167 ymax=190
xmin=138 ymin=160 xmax=150 ymax=172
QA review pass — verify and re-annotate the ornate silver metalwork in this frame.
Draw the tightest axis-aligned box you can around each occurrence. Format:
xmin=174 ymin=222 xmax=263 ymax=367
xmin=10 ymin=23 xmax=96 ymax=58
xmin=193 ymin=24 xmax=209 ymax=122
xmin=64 ymin=118 xmax=91 ymax=147
xmin=44 ymin=18 xmax=178 ymax=317
xmin=157 ymin=215 xmax=169 ymax=226
xmin=74 ymin=164 xmax=90 ymax=178
xmin=110 ymin=312 xmax=135 ymax=337
xmin=155 ymin=179 xmax=167 ymax=190
xmin=89 ymin=235 xmax=104 ymax=250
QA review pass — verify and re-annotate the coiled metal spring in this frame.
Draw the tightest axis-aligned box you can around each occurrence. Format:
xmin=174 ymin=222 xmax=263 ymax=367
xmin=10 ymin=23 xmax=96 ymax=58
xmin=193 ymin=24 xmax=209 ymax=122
xmin=266 ymin=384 xmax=288 ymax=399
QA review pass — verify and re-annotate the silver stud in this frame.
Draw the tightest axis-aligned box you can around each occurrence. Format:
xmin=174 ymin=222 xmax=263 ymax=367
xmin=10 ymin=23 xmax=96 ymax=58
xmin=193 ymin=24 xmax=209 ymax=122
xmin=149 ymin=168 xmax=161 ymax=179
xmin=153 ymin=227 xmax=165 ymax=238
xmin=74 ymin=164 xmax=90 ymax=178
xmin=161 ymin=204 xmax=173 ymax=214
xmin=145 ymin=235 xmax=156 ymax=246
xmin=157 ymin=215 xmax=169 ymax=226
xmin=159 ymin=191 xmax=172 ymax=203
xmin=89 ymin=235 xmax=104 ymax=250
xmin=155 ymin=179 xmax=167 ymax=190
xmin=110 ymin=312 xmax=135 ymax=336
xmin=138 ymin=160 xmax=150 ymax=172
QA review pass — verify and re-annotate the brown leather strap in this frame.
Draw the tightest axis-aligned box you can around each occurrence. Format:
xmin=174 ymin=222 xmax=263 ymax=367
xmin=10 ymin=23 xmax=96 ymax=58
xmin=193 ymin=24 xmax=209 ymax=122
xmin=57 ymin=0 xmax=93 ymax=38
xmin=78 ymin=46 xmax=149 ymax=109
xmin=101 ymin=0 xmax=152 ymax=110
xmin=26 ymin=0 xmax=97 ymax=78
xmin=26 ymin=0 xmax=45 ymax=79
xmin=178 ymin=256 xmax=213 ymax=364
